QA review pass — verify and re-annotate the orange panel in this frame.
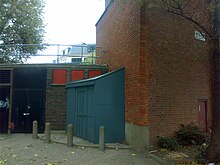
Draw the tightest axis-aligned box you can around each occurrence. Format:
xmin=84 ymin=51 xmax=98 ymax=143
xmin=53 ymin=69 xmax=67 ymax=84
xmin=71 ymin=70 xmax=84 ymax=81
xmin=88 ymin=70 xmax=101 ymax=78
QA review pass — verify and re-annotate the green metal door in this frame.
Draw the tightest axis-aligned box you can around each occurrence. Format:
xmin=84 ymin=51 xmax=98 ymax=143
xmin=75 ymin=86 xmax=94 ymax=142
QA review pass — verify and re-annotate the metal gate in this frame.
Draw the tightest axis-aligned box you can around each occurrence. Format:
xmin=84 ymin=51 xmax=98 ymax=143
xmin=75 ymin=87 xmax=95 ymax=142
xmin=12 ymin=68 xmax=46 ymax=133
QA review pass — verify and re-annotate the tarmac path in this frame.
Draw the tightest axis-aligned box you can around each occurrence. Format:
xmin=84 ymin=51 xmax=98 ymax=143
xmin=0 ymin=134 xmax=159 ymax=165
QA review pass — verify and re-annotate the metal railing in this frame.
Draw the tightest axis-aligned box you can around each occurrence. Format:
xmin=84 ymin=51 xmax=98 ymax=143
xmin=0 ymin=44 xmax=105 ymax=64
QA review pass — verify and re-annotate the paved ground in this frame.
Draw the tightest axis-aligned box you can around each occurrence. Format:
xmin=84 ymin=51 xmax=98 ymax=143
xmin=0 ymin=133 xmax=160 ymax=165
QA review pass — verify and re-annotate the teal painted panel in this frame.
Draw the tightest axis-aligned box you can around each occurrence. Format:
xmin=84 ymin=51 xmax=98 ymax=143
xmin=86 ymin=87 xmax=95 ymax=141
xmin=66 ymin=68 xmax=125 ymax=144
xmin=74 ymin=87 xmax=95 ymax=142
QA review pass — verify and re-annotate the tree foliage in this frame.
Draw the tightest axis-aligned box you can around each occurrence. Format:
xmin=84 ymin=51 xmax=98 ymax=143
xmin=0 ymin=0 xmax=46 ymax=63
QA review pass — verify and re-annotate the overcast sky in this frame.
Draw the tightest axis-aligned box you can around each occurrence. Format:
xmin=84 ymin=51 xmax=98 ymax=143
xmin=44 ymin=0 xmax=105 ymax=45
xmin=28 ymin=0 xmax=105 ymax=63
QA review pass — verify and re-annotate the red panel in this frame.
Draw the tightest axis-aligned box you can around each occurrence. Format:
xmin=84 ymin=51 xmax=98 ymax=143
xmin=88 ymin=70 xmax=101 ymax=78
xmin=71 ymin=70 xmax=84 ymax=81
xmin=53 ymin=69 xmax=67 ymax=84
xmin=198 ymin=101 xmax=207 ymax=132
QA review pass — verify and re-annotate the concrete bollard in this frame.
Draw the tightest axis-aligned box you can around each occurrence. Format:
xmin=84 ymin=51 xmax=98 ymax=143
xmin=44 ymin=122 xmax=51 ymax=143
xmin=99 ymin=126 xmax=105 ymax=151
xmin=32 ymin=120 xmax=38 ymax=139
xmin=67 ymin=124 xmax=73 ymax=147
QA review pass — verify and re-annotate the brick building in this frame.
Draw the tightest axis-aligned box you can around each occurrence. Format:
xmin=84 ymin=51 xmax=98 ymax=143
xmin=0 ymin=63 xmax=108 ymax=133
xmin=96 ymin=0 xmax=212 ymax=150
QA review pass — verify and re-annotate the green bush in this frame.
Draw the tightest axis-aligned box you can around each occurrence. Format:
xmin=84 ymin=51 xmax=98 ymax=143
xmin=157 ymin=136 xmax=179 ymax=150
xmin=175 ymin=123 xmax=206 ymax=146
xmin=196 ymin=144 xmax=208 ymax=164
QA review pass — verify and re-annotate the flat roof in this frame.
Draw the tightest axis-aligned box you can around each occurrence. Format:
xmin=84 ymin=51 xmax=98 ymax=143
xmin=0 ymin=63 xmax=108 ymax=69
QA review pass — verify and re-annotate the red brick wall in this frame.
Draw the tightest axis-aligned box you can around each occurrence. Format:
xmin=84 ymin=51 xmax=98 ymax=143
xmin=96 ymin=0 xmax=212 ymax=142
xmin=96 ymin=0 xmax=149 ymax=126
xmin=45 ymin=65 xmax=108 ymax=130
xmin=45 ymin=68 xmax=67 ymax=130
xmin=146 ymin=0 xmax=212 ymax=142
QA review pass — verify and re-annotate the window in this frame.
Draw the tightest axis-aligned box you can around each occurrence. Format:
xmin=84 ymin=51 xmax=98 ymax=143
xmin=71 ymin=70 xmax=84 ymax=81
xmin=53 ymin=69 xmax=67 ymax=84
xmin=71 ymin=58 xmax=82 ymax=64
xmin=88 ymin=70 xmax=101 ymax=78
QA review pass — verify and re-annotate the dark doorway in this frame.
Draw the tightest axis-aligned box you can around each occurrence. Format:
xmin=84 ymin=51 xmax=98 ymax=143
xmin=198 ymin=100 xmax=207 ymax=132
xmin=0 ymin=86 xmax=10 ymax=133
xmin=0 ymin=70 xmax=11 ymax=133
xmin=12 ymin=68 xmax=46 ymax=133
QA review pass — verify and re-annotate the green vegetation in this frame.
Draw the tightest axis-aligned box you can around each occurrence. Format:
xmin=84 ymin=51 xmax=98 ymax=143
xmin=157 ymin=136 xmax=179 ymax=150
xmin=0 ymin=0 xmax=46 ymax=63
xmin=157 ymin=123 xmax=208 ymax=151
xmin=175 ymin=123 xmax=207 ymax=146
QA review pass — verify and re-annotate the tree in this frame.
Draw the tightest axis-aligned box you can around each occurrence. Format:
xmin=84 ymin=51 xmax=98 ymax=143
xmin=148 ymin=0 xmax=220 ymax=162
xmin=0 ymin=0 xmax=46 ymax=63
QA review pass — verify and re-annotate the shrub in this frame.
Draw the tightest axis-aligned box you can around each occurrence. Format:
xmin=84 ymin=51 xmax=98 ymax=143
xmin=196 ymin=144 xmax=208 ymax=164
xmin=157 ymin=136 xmax=179 ymax=150
xmin=175 ymin=123 xmax=206 ymax=146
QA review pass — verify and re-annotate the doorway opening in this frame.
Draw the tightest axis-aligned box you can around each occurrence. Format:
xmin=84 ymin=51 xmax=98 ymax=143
xmin=0 ymin=70 xmax=11 ymax=133
xmin=12 ymin=68 xmax=46 ymax=133
xmin=198 ymin=100 xmax=207 ymax=132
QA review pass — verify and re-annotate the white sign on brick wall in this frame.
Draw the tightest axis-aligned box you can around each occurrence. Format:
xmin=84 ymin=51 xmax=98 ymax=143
xmin=195 ymin=31 xmax=206 ymax=42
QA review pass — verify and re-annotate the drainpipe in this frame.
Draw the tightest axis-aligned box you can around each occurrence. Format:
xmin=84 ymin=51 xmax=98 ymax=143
xmin=207 ymin=0 xmax=220 ymax=161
